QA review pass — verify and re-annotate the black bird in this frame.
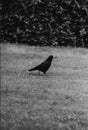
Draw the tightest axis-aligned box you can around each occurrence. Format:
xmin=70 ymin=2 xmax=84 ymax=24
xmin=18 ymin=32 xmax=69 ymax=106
xmin=28 ymin=55 xmax=53 ymax=74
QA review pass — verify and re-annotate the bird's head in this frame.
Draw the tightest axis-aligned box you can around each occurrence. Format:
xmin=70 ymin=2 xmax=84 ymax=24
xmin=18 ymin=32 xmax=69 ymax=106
xmin=46 ymin=55 xmax=53 ymax=62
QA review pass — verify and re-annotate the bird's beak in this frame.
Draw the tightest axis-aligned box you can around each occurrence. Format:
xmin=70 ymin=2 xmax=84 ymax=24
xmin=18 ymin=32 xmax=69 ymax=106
xmin=53 ymin=56 xmax=58 ymax=58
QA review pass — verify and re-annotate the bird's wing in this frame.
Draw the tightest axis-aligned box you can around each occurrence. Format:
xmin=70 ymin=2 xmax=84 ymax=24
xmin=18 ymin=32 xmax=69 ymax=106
xmin=29 ymin=60 xmax=49 ymax=71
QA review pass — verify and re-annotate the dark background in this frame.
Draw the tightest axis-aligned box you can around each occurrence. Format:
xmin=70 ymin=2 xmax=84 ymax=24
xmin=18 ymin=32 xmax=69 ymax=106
xmin=0 ymin=0 xmax=88 ymax=47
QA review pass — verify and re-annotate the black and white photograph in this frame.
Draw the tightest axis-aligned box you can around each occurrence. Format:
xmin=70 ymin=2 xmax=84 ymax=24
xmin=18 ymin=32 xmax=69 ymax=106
xmin=1 ymin=0 xmax=88 ymax=130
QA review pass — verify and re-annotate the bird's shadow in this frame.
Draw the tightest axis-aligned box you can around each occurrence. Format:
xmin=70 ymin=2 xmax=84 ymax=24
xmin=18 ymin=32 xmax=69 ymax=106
xmin=27 ymin=71 xmax=46 ymax=77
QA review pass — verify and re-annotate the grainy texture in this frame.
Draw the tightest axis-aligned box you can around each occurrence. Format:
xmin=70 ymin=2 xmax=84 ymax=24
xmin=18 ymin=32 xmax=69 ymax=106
xmin=1 ymin=0 xmax=88 ymax=47
xmin=1 ymin=43 xmax=88 ymax=130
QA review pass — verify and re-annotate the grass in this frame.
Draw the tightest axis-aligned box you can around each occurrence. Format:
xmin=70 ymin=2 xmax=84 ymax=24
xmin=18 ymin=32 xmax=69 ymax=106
xmin=1 ymin=43 xmax=88 ymax=130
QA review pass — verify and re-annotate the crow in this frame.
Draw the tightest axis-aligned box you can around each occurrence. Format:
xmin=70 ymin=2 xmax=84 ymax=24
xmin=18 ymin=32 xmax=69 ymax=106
xmin=28 ymin=55 xmax=53 ymax=74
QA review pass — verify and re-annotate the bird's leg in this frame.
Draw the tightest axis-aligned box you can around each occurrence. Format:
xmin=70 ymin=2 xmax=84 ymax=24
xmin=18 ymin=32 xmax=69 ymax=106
xmin=38 ymin=71 xmax=40 ymax=75
xmin=43 ymin=72 xmax=46 ymax=75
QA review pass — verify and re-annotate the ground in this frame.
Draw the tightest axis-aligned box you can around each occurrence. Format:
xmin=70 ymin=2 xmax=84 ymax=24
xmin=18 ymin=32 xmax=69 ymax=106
xmin=1 ymin=43 xmax=88 ymax=130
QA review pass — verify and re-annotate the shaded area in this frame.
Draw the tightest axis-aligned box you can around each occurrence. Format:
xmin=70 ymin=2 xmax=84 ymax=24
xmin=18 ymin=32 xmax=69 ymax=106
xmin=0 ymin=0 xmax=88 ymax=47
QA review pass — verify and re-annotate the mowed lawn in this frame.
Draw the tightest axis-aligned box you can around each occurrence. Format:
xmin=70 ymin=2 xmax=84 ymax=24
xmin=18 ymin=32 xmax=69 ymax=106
xmin=1 ymin=43 xmax=88 ymax=130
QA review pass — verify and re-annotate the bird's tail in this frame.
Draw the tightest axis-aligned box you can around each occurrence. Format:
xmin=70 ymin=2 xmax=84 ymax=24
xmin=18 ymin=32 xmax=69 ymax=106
xmin=28 ymin=67 xmax=37 ymax=71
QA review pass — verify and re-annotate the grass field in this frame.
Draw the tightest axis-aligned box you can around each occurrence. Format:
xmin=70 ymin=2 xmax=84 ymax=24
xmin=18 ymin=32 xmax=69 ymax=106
xmin=1 ymin=43 xmax=88 ymax=130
